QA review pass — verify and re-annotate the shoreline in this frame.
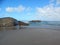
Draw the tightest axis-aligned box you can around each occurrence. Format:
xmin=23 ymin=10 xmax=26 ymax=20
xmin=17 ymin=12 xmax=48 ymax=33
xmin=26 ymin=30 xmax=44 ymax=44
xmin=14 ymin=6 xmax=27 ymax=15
xmin=0 ymin=25 xmax=60 ymax=31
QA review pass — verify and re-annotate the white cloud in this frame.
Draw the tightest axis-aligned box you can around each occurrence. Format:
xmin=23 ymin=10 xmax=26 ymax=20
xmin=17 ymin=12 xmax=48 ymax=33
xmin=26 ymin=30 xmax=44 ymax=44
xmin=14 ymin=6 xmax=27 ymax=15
xmin=15 ymin=5 xmax=25 ymax=12
xmin=6 ymin=7 xmax=14 ymax=12
xmin=56 ymin=0 xmax=60 ymax=5
xmin=50 ymin=0 xmax=55 ymax=4
xmin=6 ymin=5 xmax=25 ymax=12
xmin=6 ymin=5 xmax=32 ymax=13
xmin=50 ymin=0 xmax=60 ymax=6
xmin=36 ymin=4 xmax=60 ymax=21
xmin=35 ymin=0 xmax=60 ymax=21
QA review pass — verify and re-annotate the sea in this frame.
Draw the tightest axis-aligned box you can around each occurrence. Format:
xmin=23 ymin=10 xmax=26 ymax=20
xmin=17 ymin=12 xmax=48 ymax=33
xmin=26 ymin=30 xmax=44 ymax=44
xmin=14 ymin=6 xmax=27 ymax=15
xmin=25 ymin=21 xmax=60 ymax=30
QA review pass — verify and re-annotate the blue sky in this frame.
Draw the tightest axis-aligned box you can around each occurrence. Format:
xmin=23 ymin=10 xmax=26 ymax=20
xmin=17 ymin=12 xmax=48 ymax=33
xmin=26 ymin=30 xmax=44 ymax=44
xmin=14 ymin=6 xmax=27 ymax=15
xmin=0 ymin=0 xmax=60 ymax=21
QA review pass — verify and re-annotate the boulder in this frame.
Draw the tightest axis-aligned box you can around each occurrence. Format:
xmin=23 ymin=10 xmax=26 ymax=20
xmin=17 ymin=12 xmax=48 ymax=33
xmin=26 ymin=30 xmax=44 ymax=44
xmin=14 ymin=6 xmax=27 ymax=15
xmin=18 ymin=21 xmax=29 ymax=26
xmin=0 ymin=17 xmax=18 ymax=27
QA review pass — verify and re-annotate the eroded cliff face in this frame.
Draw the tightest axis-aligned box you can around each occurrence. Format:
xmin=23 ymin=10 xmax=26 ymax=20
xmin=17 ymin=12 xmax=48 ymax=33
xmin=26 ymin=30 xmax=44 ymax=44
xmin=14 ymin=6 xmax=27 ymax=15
xmin=0 ymin=17 xmax=18 ymax=27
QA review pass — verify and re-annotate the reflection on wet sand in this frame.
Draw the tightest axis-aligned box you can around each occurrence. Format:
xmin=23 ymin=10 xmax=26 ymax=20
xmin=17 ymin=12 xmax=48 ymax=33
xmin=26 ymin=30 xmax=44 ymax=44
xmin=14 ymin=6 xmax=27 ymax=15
xmin=0 ymin=26 xmax=28 ymax=31
xmin=0 ymin=26 xmax=20 ymax=31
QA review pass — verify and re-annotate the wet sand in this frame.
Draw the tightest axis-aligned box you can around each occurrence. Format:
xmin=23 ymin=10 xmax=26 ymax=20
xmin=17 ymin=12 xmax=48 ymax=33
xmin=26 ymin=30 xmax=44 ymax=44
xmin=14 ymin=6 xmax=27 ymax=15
xmin=0 ymin=28 xmax=60 ymax=45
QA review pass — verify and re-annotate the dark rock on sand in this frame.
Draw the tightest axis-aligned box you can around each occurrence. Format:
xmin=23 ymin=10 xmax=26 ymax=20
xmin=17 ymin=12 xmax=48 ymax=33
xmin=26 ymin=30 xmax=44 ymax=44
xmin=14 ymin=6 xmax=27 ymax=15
xmin=18 ymin=21 xmax=29 ymax=26
xmin=0 ymin=17 xmax=18 ymax=27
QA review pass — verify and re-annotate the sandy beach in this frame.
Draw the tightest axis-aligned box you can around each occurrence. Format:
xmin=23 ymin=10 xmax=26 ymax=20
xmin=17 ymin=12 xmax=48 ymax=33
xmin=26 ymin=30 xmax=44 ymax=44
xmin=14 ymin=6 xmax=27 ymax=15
xmin=0 ymin=27 xmax=60 ymax=45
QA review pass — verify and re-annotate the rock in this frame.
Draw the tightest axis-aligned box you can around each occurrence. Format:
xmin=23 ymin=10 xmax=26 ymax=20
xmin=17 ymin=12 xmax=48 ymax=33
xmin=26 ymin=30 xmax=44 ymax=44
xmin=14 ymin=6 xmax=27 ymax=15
xmin=29 ymin=20 xmax=41 ymax=22
xmin=29 ymin=20 xmax=41 ymax=26
xmin=0 ymin=17 xmax=18 ymax=27
xmin=18 ymin=21 xmax=29 ymax=26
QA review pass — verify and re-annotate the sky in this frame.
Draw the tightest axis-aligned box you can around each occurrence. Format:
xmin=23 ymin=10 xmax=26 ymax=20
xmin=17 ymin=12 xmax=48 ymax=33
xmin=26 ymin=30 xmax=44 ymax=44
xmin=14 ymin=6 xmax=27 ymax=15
xmin=0 ymin=0 xmax=60 ymax=21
